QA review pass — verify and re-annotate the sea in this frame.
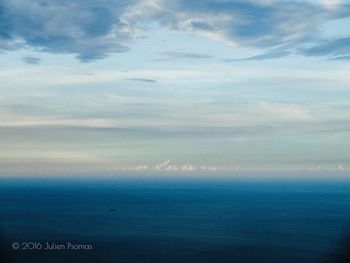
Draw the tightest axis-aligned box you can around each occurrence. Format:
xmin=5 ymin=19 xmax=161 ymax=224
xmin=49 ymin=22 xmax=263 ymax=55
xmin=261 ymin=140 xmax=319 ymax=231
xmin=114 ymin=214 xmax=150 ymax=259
xmin=1 ymin=175 xmax=350 ymax=263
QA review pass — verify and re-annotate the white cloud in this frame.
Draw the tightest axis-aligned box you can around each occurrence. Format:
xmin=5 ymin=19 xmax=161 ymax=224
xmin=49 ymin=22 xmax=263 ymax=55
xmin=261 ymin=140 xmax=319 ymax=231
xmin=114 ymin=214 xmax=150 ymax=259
xmin=181 ymin=164 xmax=196 ymax=171
xmin=199 ymin=165 xmax=218 ymax=171
xmin=135 ymin=164 xmax=149 ymax=171
xmin=155 ymin=160 xmax=178 ymax=171
xmin=153 ymin=162 xmax=219 ymax=172
xmin=307 ymin=164 xmax=350 ymax=172
xmin=207 ymin=166 xmax=218 ymax=171
xmin=337 ymin=164 xmax=344 ymax=171
xmin=121 ymin=164 xmax=149 ymax=171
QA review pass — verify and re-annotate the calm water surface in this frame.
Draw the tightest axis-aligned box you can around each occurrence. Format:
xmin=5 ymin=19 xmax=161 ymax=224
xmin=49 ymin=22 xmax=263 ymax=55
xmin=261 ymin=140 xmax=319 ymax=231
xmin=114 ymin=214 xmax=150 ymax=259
xmin=1 ymin=176 xmax=350 ymax=263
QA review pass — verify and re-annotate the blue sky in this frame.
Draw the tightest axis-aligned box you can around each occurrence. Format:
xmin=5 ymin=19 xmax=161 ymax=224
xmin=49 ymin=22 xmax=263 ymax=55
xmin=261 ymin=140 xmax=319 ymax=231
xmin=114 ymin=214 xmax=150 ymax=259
xmin=0 ymin=0 xmax=350 ymax=174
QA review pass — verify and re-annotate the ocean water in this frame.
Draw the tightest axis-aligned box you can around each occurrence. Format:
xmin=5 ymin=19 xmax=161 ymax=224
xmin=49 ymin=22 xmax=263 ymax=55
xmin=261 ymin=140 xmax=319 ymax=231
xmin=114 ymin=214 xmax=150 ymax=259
xmin=1 ymin=176 xmax=350 ymax=263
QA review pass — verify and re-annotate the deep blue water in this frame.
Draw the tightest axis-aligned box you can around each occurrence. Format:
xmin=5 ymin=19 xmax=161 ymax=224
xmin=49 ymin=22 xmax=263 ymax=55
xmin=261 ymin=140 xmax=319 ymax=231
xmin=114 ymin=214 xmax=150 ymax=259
xmin=1 ymin=176 xmax=350 ymax=263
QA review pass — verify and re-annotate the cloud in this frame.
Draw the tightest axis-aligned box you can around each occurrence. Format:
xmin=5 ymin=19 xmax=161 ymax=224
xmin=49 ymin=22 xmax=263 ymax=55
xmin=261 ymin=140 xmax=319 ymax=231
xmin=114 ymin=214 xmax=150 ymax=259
xmin=307 ymin=164 xmax=350 ymax=172
xmin=299 ymin=36 xmax=350 ymax=59
xmin=154 ymin=161 xmax=219 ymax=172
xmin=181 ymin=164 xmax=195 ymax=171
xmin=135 ymin=164 xmax=149 ymax=171
xmin=127 ymin=0 xmax=350 ymax=50
xmin=0 ymin=0 xmax=134 ymax=62
xmin=1 ymin=0 xmax=350 ymax=61
xmin=126 ymin=78 xmax=158 ymax=83
xmin=258 ymin=102 xmax=316 ymax=122
xmin=154 ymin=162 xmax=219 ymax=172
xmin=181 ymin=164 xmax=218 ymax=171
xmin=155 ymin=160 xmax=178 ymax=171
xmin=225 ymin=48 xmax=291 ymax=61
xmin=128 ymin=0 xmax=350 ymax=61
xmin=22 ymin=56 xmax=41 ymax=65
xmin=163 ymin=51 xmax=213 ymax=59
xmin=200 ymin=165 xmax=217 ymax=171
xmin=122 ymin=164 xmax=149 ymax=171
xmin=333 ymin=55 xmax=350 ymax=60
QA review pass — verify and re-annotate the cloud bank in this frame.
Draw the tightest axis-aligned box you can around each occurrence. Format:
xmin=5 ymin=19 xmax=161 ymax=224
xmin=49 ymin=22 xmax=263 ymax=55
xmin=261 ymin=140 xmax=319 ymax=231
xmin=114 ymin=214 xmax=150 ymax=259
xmin=0 ymin=0 xmax=349 ymax=61
xmin=0 ymin=0 xmax=134 ymax=61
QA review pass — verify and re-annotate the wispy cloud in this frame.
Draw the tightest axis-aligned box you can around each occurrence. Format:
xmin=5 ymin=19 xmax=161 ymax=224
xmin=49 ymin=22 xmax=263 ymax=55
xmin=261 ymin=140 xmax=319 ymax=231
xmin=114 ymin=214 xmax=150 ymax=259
xmin=2 ymin=63 xmax=350 ymax=89
xmin=125 ymin=0 xmax=350 ymax=59
xmin=257 ymin=102 xmax=316 ymax=122
xmin=299 ymin=36 xmax=350 ymax=59
xmin=225 ymin=48 xmax=291 ymax=62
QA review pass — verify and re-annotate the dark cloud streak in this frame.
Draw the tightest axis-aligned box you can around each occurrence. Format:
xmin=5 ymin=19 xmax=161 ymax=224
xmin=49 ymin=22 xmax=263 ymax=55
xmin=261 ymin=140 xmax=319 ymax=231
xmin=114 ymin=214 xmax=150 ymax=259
xmin=163 ymin=51 xmax=213 ymax=59
xmin=126 ymin=78 xmax=158 ymax=83
xmin=22 ymin=56 xmax=41 ymax=65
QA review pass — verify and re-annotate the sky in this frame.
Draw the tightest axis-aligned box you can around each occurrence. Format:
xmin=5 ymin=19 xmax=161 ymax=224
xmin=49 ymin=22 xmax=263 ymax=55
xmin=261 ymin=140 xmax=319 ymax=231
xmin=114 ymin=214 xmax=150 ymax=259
xmin=0 ymin=0 xmax=350 ymax=174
